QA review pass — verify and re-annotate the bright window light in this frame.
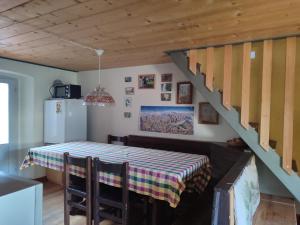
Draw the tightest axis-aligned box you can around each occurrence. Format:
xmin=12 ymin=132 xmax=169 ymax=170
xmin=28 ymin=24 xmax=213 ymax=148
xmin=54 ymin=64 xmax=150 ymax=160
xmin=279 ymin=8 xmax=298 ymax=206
xmin=0 ymin=83 xmax=9 ymax=144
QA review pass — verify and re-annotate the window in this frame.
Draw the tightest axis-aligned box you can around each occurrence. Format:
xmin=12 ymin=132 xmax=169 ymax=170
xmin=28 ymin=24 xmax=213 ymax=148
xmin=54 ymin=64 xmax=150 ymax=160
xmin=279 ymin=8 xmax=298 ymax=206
xmin=0 ymin=83 xmax=9 ymax=144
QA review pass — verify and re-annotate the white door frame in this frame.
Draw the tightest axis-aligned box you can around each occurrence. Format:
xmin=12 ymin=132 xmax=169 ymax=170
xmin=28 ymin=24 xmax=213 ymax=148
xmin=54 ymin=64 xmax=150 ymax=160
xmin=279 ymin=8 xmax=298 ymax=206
xmin=0 ymin=77 xmax=15 ymax=173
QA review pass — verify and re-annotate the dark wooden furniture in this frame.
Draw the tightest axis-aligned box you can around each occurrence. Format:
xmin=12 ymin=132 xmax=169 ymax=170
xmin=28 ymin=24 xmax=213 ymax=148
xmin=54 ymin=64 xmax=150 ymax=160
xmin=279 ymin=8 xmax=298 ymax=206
xmin=108 ymin=134 xmax=128 ymax=145
xmin=63 ymin=152 xmax=92 ymax=225
xmin=212 ymin=152 xmax=252 ymax=225
xmin=93 ymin=158 xmax=129 ymax=225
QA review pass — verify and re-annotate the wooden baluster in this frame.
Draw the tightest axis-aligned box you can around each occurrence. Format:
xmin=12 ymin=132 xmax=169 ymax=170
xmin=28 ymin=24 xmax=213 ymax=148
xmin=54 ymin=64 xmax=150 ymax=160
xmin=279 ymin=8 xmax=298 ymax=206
xmin=189 ymin=49 xmax=198 ymax=75
xmin=206 ymin=47 xmax=214 ymax=91
xmin=241 ymin=42 xmax=252 ymax=129
xmin=260 ymin=40 xmax=273 ymax=150
xmin=283 ymin=37 xmax=296 ymax=174
xmin=223 ymin=45 xmax=233 ymax=110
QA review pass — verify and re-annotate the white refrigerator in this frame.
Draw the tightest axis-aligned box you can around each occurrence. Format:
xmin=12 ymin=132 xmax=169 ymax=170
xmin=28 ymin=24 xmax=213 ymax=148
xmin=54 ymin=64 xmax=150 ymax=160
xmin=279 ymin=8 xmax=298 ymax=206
xmin=44 ymin=99 xmax=87 ymax=144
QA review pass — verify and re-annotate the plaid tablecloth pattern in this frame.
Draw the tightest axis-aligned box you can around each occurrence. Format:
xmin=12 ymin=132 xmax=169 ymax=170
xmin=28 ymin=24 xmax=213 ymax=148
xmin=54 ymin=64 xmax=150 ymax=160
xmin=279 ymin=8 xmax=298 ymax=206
xmin=21 ymin=142 xmax=211 ymax=207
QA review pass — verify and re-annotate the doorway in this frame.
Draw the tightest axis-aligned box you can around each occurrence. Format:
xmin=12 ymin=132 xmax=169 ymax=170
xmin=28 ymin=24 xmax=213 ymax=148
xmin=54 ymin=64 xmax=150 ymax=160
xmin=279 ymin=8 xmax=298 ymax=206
xmin=0 ymin=78 xmax=14 ymax=173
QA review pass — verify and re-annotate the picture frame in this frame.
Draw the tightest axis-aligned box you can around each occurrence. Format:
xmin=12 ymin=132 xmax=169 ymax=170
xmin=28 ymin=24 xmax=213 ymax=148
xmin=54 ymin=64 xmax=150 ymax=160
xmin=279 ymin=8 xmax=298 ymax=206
xmin=140 ymin=106 xmax=194 ymax=135
xmin=138 ymin=74 xmax=155 ymax=89
xmin=125 ymin=87 xmax=134 ymax=95
xmin=198 ymin=102 xmax=219 ymax=124
xmin=125 ymin=76 xmax=132 ymax=82
xmin=161 ymin=83 xmax=172 ymax=92
xmin=161 ymin=73 xmax=172 ymax=82
xmin=176 ymin=81 xmax=193 ymax=104
xmin=161 ymin=93 xmax=171 ymax=101
xmin=124 ymin=112 xmax=132 ymax=118
xmin=124 ymin=96 xmax=132 ymax=107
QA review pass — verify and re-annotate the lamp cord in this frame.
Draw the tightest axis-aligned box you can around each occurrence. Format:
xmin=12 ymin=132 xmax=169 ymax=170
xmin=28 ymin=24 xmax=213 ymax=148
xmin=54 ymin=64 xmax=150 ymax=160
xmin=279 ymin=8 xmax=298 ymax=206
xmin=98 ymin=54 xmax=101 ymax=85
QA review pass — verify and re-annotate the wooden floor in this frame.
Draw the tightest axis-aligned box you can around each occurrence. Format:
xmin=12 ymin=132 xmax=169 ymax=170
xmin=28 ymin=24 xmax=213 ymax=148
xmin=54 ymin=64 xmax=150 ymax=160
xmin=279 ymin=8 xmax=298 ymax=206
xmin=43 ymin=182 xmax=114 ymax=225
xmin=253 ymin=194 xmax=297 ymax=225
xmin=45 ymin=182 xmax=298 ymax=225
xmin=43 ymin=181 xmax=212 ymax=225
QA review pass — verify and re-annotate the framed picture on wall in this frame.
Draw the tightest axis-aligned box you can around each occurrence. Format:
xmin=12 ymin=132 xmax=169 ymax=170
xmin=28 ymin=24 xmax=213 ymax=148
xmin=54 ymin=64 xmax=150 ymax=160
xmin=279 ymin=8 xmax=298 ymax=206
xmin=198 ymin=102 xmax=219 ymax=124
xmin=161 ymin=93 xmax=171 ymax=101
xmin=125 ymin=76 xmax=132 ymax=82
xmin=124 ymin=96 xmax=132 ymax=107
xmin=138 ymin=74 xmax=155 ymax=89
xmin=124 ymin=112 xmax=132 ymax=118
xmin=161 ymin=83 xmax=172 ymax=92
xmin=161 ymin=73 xmax=172 ymax=82
xmin=176 ymin=81 xmax=193 ymax=104
xmin=125 ymin=87 xmax=134 ymax=95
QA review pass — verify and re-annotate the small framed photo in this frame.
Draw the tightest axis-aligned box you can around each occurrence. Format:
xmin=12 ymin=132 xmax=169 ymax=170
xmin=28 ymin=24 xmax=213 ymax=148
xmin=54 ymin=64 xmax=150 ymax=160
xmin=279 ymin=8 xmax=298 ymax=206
xmin=125 ymin=87 xmax=134 ymax=95
xmin=138 ymin=74 xmax=155 ymax=89
xmin=125 ymin=76 xmax=132 ymax=82
xmin=124 ymin=112 xmax=132 ymax=118
xmin=198 ymin=102 xmax=219 ymax=124
xmin=124 ymin=96 xmax=132 ymax=107
xmin=161 ymin=73 xmax=172 ymax=82
xmin=177 ymin=81 xmax=193 ymax=104
xmin=161 ymin=83 xmax=172 ymax=92
xmin=161 ymin=93 xmax=171 ymax=101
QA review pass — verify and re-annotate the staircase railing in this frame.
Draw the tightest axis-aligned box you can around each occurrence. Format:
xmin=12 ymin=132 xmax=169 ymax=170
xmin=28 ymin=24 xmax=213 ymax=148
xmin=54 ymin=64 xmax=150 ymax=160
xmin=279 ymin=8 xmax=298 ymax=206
xmin=168 ymin=37 xmax=300 ymax=201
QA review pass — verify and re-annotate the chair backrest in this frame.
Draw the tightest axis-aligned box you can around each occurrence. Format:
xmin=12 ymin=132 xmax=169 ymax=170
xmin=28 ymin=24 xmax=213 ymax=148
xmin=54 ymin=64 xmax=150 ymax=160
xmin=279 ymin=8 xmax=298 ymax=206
xmin=107 ymin=135 xmax=128 ymax=145
xmin=93 ymin=158 xmax=129 ymax=225
xmin=63 ymin=152 xmax=92 ymax=225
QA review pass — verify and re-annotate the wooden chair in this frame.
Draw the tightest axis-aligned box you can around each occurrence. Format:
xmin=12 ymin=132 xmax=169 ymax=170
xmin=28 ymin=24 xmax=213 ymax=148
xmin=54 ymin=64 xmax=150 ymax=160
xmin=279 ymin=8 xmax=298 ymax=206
xmin=63 ymin=152 xmax=92 ymax=225
xmin=93 ymin=158 xmax=129 ymax=225
xmin=107 ymin=135 xmax=128 ymax=145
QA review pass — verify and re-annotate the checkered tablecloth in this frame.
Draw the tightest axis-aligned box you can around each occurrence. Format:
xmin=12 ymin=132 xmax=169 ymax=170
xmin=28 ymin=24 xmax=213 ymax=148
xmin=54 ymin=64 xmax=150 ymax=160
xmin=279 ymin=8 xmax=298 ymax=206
xmin=21 ymin=142 xmax=211 ymax=207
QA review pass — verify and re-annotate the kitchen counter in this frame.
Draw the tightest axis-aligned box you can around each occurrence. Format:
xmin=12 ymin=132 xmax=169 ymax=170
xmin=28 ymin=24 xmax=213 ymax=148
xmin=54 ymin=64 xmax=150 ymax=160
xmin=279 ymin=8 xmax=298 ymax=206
xmin=0 ymin=171 xmax=40 ymax=197
xmin=0 ymin=172 xmax=43 ymax=225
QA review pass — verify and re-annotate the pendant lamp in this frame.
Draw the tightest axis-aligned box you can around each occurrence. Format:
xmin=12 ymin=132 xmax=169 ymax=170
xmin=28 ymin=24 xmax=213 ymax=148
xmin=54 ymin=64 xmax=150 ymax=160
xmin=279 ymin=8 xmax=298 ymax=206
xmin=83 ymin=49 xmax=115 ymax=106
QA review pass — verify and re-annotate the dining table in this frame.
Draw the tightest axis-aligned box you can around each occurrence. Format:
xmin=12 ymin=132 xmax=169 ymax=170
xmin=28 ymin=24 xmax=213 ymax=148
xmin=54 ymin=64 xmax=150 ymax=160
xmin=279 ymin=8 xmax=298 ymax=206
xmin=21 ymin=141 xmax=212 ymax=224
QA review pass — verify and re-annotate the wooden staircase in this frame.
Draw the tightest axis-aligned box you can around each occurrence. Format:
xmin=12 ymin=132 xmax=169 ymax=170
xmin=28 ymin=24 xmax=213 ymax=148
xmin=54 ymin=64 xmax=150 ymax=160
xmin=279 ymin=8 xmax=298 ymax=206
xmin=168 ymin=37 xmax=300 ymax=202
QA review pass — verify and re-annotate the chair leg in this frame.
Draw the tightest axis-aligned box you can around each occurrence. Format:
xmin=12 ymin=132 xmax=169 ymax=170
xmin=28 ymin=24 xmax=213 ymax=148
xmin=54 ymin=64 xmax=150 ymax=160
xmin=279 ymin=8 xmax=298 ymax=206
xmin=64 ymin=191 xmax=70 ymax=225
xmin=122 ymin=207 xmax=129 ymax=225
xmin=86 ymin=198 xmax=92 ymax=225
xmin=151 ymin=199 xmax=157 ymax=225
xmin=93 ymin=190 xmax=99 ymax=225
xmin=144 ymin=199 xmax=150 ymax=225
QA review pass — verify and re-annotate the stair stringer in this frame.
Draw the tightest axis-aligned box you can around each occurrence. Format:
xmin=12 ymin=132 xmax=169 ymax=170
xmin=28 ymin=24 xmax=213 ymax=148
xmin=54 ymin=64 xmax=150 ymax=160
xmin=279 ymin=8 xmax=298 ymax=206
xmin=169 ymin=51 xmax=300 ymax=202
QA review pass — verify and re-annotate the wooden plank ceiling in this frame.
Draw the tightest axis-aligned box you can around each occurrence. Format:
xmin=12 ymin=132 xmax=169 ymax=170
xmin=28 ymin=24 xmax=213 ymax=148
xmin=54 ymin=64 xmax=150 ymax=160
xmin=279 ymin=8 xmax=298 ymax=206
xmin=0 ymin=0 xmax=300 ymax=71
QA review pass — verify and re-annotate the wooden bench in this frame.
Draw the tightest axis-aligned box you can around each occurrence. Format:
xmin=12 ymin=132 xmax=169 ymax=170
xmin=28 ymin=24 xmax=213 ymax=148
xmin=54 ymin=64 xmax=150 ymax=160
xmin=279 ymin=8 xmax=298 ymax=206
xmin=253 ymin=194 xmax=297 ymax=225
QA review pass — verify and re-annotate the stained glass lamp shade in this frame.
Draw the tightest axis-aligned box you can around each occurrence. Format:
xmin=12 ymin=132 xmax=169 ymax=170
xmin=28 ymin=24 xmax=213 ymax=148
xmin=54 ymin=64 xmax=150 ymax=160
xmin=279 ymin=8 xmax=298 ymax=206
xmin=83 ymin=49 xmax=115 ymax=106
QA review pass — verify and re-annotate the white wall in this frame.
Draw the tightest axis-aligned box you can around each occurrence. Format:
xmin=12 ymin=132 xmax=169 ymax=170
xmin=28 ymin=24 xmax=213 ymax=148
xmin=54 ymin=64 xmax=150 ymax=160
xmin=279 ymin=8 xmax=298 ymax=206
xmin=78 ymin=63 xmax=238 ymax=143
xmin=0 ymin=58 xmax=77 ymax=178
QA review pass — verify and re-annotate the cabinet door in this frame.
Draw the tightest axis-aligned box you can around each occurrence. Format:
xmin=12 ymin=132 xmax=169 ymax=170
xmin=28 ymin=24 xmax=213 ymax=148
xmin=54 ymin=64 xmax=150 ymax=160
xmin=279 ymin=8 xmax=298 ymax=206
xmin=0 ymin=186 xmax=39 ymax=225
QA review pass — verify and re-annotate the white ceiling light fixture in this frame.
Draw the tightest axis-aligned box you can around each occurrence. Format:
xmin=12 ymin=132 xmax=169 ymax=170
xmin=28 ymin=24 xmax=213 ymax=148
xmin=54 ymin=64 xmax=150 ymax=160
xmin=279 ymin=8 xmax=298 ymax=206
xmin=83 ymin=49 xmax=115 ymax=107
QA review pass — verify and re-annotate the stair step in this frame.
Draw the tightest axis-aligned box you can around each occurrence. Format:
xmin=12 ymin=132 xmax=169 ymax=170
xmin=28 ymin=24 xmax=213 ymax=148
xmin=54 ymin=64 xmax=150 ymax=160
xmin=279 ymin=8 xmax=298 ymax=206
xmin=269 ymin=140 xmax=277 ymax=149
xmin=292 ymin=160 xmax=298 ymax=173
xmin=232 ymin=105 xmax=241 ymax=113
xmin=249 ymin=122 xmax=259 ymax=132
xmin=253 ymin=194 xmax=297 ymax=225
